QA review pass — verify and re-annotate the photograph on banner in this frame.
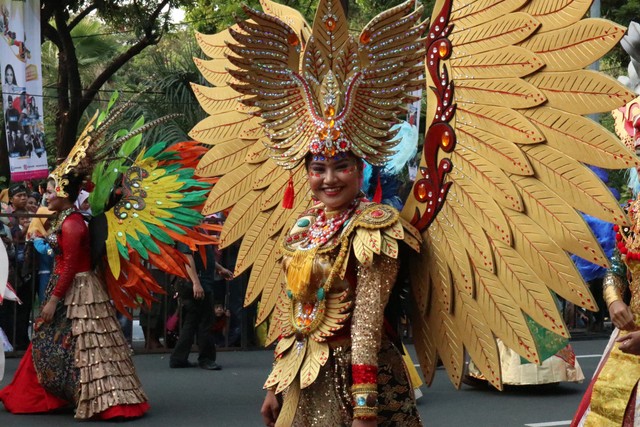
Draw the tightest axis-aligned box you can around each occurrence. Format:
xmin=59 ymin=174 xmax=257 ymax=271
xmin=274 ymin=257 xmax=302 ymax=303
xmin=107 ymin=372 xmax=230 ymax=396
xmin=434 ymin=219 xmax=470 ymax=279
xmin=1 ymin=0 xmax=49 ymax=182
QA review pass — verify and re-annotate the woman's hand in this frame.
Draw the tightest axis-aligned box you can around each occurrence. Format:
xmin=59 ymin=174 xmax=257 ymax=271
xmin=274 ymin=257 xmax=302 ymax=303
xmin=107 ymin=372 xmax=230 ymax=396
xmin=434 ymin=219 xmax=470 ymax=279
xmin=352 ymin=419 xmax=377 ymax=427
xmin=617 ymin=330 xmax=640 ymax=355
xmin=40 ymin=299 xmax=57 ymax=322
xmin=609 ymin=300 xmax=635 ymax=331
xmin=260 ymin=389 xmax=280 ymax=427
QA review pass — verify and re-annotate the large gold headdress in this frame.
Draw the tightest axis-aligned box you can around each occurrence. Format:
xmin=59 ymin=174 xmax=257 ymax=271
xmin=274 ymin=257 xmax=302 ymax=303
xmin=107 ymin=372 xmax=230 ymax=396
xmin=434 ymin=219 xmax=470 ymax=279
xmin=225 ymin=0 xmax=427 ymax=169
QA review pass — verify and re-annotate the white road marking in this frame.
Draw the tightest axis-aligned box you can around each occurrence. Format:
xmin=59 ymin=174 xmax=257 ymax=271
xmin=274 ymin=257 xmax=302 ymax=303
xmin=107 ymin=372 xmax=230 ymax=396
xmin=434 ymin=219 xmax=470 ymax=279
xmin=524 ymin=421 xmax=571 ymax=426
xmin=575 ymin=354 xmax=602 ymax=359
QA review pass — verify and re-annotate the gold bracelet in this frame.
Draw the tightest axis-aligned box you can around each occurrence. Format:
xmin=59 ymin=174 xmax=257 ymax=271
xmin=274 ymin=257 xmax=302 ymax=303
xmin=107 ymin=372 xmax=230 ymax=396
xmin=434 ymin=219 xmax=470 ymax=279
xmin=352 ymin=383 xmax=377 ymax=419
xmin=603 ymin=285 xmax=622 ymax=308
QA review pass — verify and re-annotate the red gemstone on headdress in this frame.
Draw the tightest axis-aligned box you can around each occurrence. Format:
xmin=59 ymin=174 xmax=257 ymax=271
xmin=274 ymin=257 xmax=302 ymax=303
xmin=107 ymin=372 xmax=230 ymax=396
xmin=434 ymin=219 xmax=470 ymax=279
xmin=438 ymin=40 xmax=450 ymax=58
xmin=371 ymin=209 xmax=384 ymax=218
xmin=417 ymin=182 xmax=428 ymax=202
xmin=287 ymin=33 xmax=300 ymax=47
xmin=360 ymin=31 xmax=371 ymax=45
xmin=325 ymin=17 xmax=336 ymax=31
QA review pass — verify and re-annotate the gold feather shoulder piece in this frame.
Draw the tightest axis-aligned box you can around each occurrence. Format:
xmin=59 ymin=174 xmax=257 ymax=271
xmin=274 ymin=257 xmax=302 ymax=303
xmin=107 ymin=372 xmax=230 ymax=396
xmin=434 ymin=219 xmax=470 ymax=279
xmin=404 ymin=0 xmax=637 ymax=390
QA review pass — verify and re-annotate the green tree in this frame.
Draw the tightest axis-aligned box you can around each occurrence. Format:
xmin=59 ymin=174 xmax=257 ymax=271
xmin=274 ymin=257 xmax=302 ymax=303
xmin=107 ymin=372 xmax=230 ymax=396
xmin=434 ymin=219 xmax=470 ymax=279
xmin=40 ymin=18 xmax=122 ymax=164
xmin=41 ymin=0 xmax=195 ymax=158
xmin=599 ymin=0 xmax=640 ymax=72
xmin=114 ymin=30 xmax=208 ymax=144
xmin=185 ymin=0 xmax=434 ymax=35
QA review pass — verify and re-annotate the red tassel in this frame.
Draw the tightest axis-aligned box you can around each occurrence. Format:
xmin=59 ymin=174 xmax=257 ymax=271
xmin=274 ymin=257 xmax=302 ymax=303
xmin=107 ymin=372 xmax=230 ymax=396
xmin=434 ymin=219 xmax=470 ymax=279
xmin=373 ymin=174 xmax=382 ymax=203
xmin=282 ymin=174 xmax=295 ymax=209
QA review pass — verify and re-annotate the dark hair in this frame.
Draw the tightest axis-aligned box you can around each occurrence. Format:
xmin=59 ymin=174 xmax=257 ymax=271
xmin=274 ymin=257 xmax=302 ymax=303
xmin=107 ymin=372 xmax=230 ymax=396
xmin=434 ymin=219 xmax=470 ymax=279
xmin=4 ymin=64 xmax=17 ymax=85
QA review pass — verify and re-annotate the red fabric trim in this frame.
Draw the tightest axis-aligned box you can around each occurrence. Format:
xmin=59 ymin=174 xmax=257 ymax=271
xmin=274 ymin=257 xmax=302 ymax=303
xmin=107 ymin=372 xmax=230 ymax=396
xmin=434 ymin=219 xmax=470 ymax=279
xmin=623 ymin=384 xmax=637 ymax=426
xmin=94 ymin=402 xmax=150 ymax=420
xmin=373 ymin=175 xmax=382 ymax=203
xmin=352 ymin=364 xmax=377 ymax=385
xmin=0 ymin=345 xmax=69 ymax=413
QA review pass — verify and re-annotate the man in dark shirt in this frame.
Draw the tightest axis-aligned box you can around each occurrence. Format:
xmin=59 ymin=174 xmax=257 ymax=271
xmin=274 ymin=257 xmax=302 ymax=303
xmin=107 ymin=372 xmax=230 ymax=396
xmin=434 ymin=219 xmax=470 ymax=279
xmin=169 ymin=243 xmax=232 ymax=370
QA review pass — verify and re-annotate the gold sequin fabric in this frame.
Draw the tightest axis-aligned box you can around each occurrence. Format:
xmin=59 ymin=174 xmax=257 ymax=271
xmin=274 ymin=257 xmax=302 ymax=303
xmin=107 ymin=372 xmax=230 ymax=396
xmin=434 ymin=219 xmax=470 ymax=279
xmin=66 ymin=271 xmax=147 ymax=419
xmin=352 ymin=256 xmax=397 ymax=366
xmin=628 ymin=264 xmax=640 ymax=315
xmin=292 ymin=340 xmax=422 ymax=426
xmin=581 ymin=312 xmax=640 ymax=426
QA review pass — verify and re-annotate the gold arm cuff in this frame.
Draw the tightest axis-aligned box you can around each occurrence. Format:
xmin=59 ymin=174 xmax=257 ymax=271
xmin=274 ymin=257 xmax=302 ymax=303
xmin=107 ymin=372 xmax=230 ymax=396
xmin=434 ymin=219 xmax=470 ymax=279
xmin=352 ymin=383 xmax=378 ymax=419
xmin=604 ymin=285 xmax=622 ymax=308
xmin=603 ymin=273 xmax=624 ymax=307
xmin=353 ymin=405 xmax=377 ymax=420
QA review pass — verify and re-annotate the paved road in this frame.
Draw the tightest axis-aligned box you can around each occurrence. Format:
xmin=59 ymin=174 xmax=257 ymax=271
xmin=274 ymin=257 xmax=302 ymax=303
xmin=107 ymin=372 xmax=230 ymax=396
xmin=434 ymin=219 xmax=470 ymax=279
xmin=0 ymin=339 xmax=608 ymax=426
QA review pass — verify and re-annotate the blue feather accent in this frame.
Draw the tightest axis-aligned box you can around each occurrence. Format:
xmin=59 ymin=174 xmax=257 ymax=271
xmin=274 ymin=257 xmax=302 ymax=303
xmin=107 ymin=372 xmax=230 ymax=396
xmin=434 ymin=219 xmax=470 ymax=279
xmin=628 ymin=167 xmax=640 ymax=197
xmin=384 ymin=121 xmax=418 ymax=175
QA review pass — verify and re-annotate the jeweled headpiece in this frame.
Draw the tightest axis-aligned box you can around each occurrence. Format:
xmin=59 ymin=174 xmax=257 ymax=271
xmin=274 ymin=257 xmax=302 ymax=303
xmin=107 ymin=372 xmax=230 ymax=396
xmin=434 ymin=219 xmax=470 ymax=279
xmin=49 ymin=111 xmax=99 ymax=197
xmin=226 ymin=0 xmax=427 ymax=169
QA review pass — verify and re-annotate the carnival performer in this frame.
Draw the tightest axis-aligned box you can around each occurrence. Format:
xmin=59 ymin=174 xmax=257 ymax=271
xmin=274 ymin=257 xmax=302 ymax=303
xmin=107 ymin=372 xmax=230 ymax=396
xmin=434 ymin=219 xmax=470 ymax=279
xmin=0 ymin=93 xmax=214 ymax=420
xmin=0 ymin=172 xmax=149 ymax=419
xmin=571 ymin=21 xmax=640 ymax=425
xmin=259 ymin=153 xmax=422 ymax=426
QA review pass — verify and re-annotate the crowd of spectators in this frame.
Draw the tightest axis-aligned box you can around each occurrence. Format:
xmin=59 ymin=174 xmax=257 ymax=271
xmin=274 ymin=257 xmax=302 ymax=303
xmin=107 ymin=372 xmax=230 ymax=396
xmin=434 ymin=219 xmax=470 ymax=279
xmin=0 ymin=181 xmax=252 ymax=371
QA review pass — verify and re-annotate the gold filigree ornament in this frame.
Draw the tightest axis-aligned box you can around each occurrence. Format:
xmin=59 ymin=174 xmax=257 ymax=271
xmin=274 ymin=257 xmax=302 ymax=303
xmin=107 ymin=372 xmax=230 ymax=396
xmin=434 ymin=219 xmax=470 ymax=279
xmin=49 ymin=111 xmax=99 ymax=197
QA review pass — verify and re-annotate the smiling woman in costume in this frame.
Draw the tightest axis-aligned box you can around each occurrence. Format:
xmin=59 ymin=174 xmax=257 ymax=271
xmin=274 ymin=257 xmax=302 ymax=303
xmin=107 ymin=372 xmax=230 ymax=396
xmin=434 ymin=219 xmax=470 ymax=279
xmin=259 ymin=148 xmax=422 ymax=426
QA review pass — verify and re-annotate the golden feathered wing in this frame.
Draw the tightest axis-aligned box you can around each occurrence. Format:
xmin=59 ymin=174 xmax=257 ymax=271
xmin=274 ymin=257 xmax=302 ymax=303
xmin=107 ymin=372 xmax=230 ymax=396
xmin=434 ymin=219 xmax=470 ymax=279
xmin=190 ymin=0 xmax=426 ymax=340
xmin=403 ymin=0 xmax=637 ymax=390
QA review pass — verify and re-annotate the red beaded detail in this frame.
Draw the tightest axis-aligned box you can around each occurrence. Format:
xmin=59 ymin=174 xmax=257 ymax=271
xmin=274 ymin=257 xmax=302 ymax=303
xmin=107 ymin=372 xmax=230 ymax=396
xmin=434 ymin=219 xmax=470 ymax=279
xmin=352 ymin=364 xmax=377 ymax=385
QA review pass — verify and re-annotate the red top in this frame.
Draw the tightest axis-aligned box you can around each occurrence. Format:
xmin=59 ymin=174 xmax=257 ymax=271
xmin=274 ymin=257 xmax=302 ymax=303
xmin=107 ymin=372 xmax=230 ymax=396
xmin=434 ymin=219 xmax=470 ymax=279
xmin=52 ymin=212 xmax=91 ymax=299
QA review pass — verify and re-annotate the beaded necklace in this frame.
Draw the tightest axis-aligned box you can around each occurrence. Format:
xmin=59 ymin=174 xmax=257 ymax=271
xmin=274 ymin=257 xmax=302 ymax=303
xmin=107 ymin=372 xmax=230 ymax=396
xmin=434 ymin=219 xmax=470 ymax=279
xmin=306 ymin=198 xmax=359 ymax=247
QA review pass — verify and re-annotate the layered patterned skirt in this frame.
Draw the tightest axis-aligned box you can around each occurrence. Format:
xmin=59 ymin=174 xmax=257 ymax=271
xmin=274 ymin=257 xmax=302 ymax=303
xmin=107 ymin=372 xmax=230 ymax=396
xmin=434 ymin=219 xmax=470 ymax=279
xmin=1 ymin=271 xmax=148 ymax=419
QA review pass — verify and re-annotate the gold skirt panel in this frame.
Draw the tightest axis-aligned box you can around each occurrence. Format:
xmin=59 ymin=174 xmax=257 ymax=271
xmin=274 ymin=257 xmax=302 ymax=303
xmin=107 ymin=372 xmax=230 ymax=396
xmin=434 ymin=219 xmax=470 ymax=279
xmin=585 ymin=328 xmax=640 ymax=427
xmin=65 ymin=272 xmax=147 ymax=419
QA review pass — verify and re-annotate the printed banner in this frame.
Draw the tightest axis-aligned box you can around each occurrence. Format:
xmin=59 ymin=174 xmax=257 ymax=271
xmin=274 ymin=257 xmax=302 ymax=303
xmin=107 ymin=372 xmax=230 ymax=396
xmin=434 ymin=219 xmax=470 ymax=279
xmin=1 ymin=0 xmax=48 ymax=181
